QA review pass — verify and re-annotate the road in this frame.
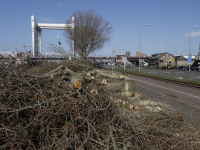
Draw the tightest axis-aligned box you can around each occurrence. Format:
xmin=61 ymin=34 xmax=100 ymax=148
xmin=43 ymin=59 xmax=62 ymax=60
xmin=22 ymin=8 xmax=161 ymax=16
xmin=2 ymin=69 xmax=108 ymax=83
xmin=103 ymin=66 xmax=200 ymax=81
xmin=101 ymin=69 xmax=200 ymax=123
xmin=131 ymin=74 xmax=200 ymax=106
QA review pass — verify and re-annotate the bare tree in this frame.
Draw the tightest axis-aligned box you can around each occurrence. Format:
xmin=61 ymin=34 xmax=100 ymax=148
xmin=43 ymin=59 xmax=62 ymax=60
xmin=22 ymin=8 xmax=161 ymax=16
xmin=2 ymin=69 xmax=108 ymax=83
xmin=64 ymin=9 xmax=113 ymax=60
xmin=46 ymin=43 xmax=68 ymax=58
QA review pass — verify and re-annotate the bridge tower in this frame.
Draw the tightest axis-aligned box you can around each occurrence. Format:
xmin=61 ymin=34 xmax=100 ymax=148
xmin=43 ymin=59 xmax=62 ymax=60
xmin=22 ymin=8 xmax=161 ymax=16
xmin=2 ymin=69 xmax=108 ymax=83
xmin=31 ymin=16 xmax=74 ymax=57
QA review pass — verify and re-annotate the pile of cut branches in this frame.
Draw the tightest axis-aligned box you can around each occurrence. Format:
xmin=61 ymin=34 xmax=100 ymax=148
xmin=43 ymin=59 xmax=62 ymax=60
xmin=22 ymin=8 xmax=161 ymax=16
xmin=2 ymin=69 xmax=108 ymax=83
xmin=0 ymin=60 xmax=200 ymax=149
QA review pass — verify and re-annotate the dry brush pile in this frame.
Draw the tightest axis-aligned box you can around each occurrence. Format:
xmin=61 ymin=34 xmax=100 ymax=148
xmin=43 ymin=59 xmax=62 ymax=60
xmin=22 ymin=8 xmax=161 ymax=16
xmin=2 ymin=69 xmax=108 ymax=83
xmin=0 ymin=60 xmax=200 ymax=149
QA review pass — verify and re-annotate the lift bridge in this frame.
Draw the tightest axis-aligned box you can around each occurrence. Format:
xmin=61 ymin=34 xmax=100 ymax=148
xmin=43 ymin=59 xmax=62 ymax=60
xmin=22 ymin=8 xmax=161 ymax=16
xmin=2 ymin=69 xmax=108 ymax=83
xmin=1 ymin=16 xmax=74 ymax=62
xmin=29 ymin=52 xmax=72 ymax=62
xmin=31 ymin=15 xmax=75 ymax=58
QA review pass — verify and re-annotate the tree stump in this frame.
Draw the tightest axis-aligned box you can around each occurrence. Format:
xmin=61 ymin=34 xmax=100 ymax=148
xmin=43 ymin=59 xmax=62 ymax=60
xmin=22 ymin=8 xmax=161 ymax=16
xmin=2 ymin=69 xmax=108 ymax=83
xmin=121 ymin=79 xmax=135 ymax=97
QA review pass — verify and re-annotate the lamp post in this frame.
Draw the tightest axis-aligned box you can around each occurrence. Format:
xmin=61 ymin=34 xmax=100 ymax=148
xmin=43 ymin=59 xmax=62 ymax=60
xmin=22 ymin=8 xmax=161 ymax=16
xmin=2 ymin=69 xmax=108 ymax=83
xmin=118 ymin=49 xmax=124 ymax=55
xmin=112 ymin=50 xmax=115 ymax=74
xmin=139 ymin=24 xmax=148 ymax=73
xmin=117 ymin=49 xmax=120 ymax=55
xmin=112 ymin=42 xmax=119 ymax=74
xmin=189 ymin=26 xmax=197 ymax=72
xmin=162 ymin=45 xmax=168 ymax=70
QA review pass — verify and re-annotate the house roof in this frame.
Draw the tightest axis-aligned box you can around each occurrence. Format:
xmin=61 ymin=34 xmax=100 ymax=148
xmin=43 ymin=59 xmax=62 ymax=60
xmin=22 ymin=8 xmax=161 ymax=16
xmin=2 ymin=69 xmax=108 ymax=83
xmin=149 ymin=52 xmax=175 ymax=59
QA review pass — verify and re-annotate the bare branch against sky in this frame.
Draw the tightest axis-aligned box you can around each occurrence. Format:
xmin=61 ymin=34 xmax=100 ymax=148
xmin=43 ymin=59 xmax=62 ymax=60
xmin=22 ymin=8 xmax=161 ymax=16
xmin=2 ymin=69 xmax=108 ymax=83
xmin=64 ymin=9 xmax=113 ymax=59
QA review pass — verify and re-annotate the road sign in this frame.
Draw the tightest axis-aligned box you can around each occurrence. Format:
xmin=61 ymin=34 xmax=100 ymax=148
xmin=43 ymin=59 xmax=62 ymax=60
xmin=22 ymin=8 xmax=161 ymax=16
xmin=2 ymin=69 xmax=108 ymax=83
xmin=188 ymin=56 xmax=192 ymax=64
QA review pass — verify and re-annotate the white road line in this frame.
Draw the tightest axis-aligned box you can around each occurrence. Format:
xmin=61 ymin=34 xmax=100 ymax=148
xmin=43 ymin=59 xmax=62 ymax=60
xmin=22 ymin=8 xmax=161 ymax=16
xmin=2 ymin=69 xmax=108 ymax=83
xmin=134 ymin=78 xmax=200 ymax=99
xmin=102 ymin=69 xmax=200 ymax=99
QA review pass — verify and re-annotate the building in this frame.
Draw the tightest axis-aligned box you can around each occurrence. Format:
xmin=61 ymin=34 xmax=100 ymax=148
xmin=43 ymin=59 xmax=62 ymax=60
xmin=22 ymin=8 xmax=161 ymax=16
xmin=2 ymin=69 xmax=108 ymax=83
xmin=195 ymin=55 xmax=200 ymax=60
xmin=136 ymin=51 xmax=148 ymax=58
xmin=116 ymin=55 xmax=126 ymax=63
xmin=125 ymin=51 xmax=131 ymax=57
xmin=17 ymin=52 xmax=33 ymax=57
xmin=87 ymin=57 xmax=113 ymax=64
xmin=148 ymin=52 xmax=175 ymax=69
xmin=175 ymin=55 xmax=196 ymax=66
xmin=175 ymin=55 xmax=188 ymax=66
xmin=198 ymin=41 xmax=200 ymax=56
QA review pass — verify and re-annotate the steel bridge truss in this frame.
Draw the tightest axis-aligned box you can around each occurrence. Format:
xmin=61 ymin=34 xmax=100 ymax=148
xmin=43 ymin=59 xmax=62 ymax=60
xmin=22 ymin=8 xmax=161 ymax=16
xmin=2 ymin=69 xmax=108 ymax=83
xmin=31 ymin=16 xmax=74 ymax=57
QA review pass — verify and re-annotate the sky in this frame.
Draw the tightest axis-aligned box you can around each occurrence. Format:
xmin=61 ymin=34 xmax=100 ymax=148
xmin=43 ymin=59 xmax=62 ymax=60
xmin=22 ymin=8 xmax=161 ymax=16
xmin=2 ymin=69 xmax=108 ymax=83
xmin=1 ymin=0 xmax=200 ymax=57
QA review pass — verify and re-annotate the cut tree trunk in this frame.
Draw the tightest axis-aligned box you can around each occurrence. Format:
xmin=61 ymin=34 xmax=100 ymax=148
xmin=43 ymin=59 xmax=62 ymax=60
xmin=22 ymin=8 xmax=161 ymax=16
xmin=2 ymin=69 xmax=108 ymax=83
xmin=121 ymin=79 xmax=135 ymax=97
xmin=106 ymin=81 xmax=124 ymax=93
xmin=99 ymin=72 xmax=124 ymax=80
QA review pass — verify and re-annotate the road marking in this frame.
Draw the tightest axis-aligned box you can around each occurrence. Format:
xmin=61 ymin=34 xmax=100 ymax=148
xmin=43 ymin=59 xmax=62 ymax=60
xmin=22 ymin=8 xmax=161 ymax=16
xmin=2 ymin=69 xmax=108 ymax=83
xmin=133 ymin=78 xmax=200 ymax=99
xmin=102 ymin=69 xmax=200 ymax=99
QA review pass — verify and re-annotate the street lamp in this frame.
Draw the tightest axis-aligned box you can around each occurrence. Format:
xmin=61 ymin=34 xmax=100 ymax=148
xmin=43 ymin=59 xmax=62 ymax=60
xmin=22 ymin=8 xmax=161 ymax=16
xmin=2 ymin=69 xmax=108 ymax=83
xmin=189 ymin=26 xmax=197 ymax=72
xmin=112 ymin=42 xmax=120 ymax=74
xmin=112 ymin=50 xmax=115 ymax=74
xmin=139 ymin=24 xmax=148 ymax=73
xmin=163 ymin=45 xmax=167 ymax=52
xmin=118 ymin=49 xmax=120 ymax=55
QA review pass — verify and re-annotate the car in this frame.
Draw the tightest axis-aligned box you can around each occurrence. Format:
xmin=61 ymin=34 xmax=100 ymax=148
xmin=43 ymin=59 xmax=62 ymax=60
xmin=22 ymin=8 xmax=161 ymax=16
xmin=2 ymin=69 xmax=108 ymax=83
xmin=16 ymin=58 xmax=22 ymax=64
xmin=182 ymin=66 xmax=188 ymax=71
xmin=182 ymin=66 xmax=195 ymax=71
xmin=95 ymin=63 xmax=101 ymax=67
xmin=143 ymin=63 xmax=148 ymax=67
xmin=176 ymin=66 xmax=185 ymax=70
xmin=161 ymin=66 xmax=168 ymax=69
xmin=191 ymin=66 xmax=200 ymax=71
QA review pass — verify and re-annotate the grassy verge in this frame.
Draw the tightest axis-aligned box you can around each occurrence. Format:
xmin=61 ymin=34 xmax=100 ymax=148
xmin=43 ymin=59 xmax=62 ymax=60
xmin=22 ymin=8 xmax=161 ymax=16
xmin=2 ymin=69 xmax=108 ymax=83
xmin=103 ymin=67 xmax=200 ymax=85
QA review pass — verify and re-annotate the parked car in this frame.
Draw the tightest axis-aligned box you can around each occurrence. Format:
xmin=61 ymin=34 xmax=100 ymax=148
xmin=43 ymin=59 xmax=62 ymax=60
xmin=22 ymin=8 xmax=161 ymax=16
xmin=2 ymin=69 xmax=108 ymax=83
xmin=161 ymin=66 xmax=168 ymax=69
xmin=182 ymin=66 xmax=188 ymax=71
xmin=176 ymin=66 xmax=185 ymax=70
xmin=143 ymin=63 xmax=148 ymax=67
xmin=191 ymin=66 xmax=200 ymax=71
xmin=182 ymin=66 xmax=195 ymax=71
xmin=95 ymin=63 xmax=101 ymax=67
xmin=16 ymin=58 xmax=22 ymax=64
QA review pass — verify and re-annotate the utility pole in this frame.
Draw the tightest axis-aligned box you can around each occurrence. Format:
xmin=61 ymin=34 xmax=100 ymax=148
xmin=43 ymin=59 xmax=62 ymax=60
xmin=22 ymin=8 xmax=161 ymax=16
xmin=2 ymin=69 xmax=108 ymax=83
xmin=139 ymin=24 xmax=148 ymax=73
xmin=22 ymin=45 xmax=31 ymax=63
xmin=22 ymin=45 xmax=27 ymax=53
xmin=189 ymin=26 xmax=197 ymax=71
xmin=22 ymin=45 xmax=32 ymax=53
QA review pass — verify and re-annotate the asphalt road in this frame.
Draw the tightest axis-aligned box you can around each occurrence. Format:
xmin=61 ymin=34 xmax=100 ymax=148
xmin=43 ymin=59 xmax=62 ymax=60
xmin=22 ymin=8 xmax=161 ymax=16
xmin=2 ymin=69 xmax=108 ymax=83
xmin=101 ymin=69 xmax=200 ymax=123
xmin=103 ymin=66 xmax=200 ymax=81
xmin=130 ymin=74 xmax=200 ymax=107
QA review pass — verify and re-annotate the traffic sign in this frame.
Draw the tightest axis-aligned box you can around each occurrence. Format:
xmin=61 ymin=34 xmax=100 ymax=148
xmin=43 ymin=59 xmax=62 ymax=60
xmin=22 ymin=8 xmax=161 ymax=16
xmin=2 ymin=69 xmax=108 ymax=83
xmin=188 ymin=56 xmax=192 ymax=64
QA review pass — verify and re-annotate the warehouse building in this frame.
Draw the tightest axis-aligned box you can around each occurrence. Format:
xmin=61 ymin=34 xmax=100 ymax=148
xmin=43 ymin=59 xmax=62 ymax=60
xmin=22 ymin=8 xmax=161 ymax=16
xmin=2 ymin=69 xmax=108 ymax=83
xmin=148 ymin=52 xmax=176 ymax=69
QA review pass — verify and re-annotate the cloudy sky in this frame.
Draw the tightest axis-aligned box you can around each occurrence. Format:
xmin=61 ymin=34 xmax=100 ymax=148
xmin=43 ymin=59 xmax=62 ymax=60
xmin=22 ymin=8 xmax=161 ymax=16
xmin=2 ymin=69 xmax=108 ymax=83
xmin=0 ymin=0 xmax=200 ymax=57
